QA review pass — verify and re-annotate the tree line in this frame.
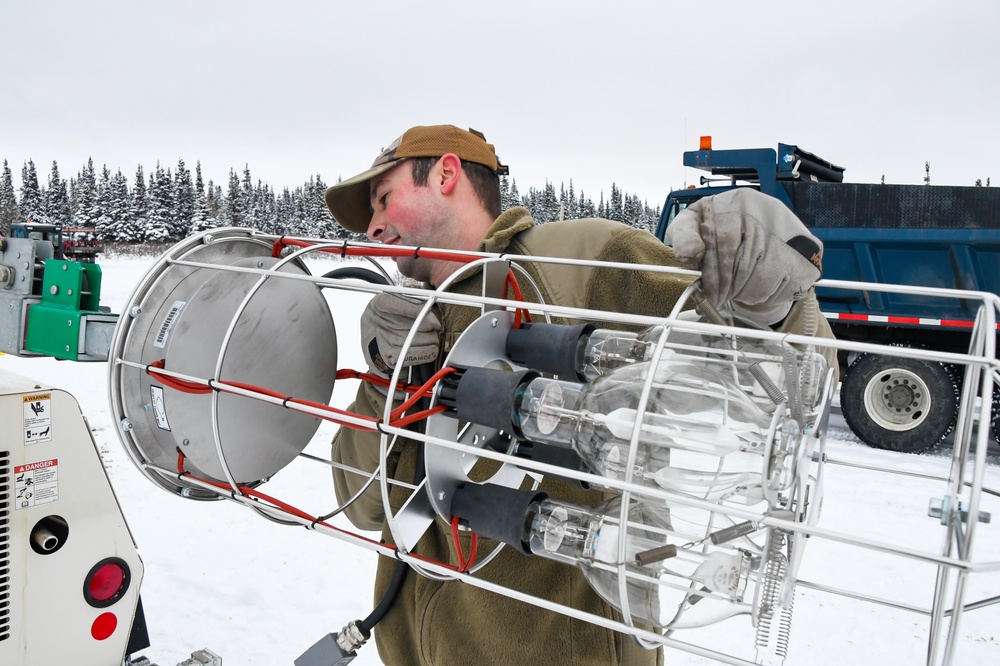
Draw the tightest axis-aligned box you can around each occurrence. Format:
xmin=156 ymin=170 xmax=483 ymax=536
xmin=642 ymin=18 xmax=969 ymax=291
xmin=0 ymin=157 xmax=662 ymax=243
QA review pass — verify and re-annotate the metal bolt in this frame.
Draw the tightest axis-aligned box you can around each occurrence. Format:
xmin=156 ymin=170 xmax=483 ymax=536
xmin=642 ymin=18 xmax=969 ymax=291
xmin=204 ymin=234 xmax=215 ymax=244
xmin=64 ymin=345 xmax=70 ymax=352
xmin=182 ymin=438 xmax=191 ymax=447
xmin=491 ymin=318 xmax=499 ymax=327
xmin=67 ymin=320 xmax=73 ymax=327
xmin=120 ymin=418 xmax=133 ymax=431
xmin=67 ymin=288 xmax=73 ymax=296
xmin=142 ymin=403 xmax=152 ymax=412
xmin=62 ymin=264 xmax=68 ymax=271
xmin=22 ymin=261 xmax=29 ymax=270
xmin=256 ymin=261 xmax=264 ymax=268
xmin=437 ymin=491 xmax=446 ymax=501
xmin=928 ymin=497 xmax=991 ymax=525
xmin=129 ymin=305 xmax=142 ymax=317
xmin=49 ymin=285 xmax=58 ymax=295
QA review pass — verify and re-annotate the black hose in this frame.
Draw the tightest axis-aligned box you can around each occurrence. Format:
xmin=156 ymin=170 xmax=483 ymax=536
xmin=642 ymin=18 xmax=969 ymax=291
xmin=358 ymin=361 xmax=434 ymax=635
xmin=321 ymin=266 xmax=391 ymax=285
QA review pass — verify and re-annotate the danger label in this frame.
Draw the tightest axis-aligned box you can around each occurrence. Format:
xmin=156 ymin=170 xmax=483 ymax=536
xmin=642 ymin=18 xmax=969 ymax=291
xmin=14 ymin=458 xmax=59 ymax=510
xmin=23 ymin=392 xmax=52 ymax=445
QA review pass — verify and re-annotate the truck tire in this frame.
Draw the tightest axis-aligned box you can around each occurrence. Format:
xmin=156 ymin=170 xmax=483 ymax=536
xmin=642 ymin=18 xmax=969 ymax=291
xmin=840 ymin=353 xmax=958 ymax=453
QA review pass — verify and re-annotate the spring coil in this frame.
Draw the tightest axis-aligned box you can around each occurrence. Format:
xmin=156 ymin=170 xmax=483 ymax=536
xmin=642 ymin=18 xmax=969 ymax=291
xmin=755 ymin=530 xmax=789 ymax=662
xmin=776 ymin=590 xmax=794 ymax=660
xmin=709 ymin=520 xmax=758 ymax=545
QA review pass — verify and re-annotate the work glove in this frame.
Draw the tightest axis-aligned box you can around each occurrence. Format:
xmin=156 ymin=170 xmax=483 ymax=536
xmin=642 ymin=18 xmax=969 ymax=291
xmin=663 ymin=189 xmax=823 ymax=327
xmin=360 ymin=291 xmax=441 ymax=387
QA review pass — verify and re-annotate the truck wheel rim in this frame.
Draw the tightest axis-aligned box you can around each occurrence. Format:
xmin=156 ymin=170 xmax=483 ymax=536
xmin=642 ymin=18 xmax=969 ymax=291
xmin=863 ymin=368 xmax=931 ymax=431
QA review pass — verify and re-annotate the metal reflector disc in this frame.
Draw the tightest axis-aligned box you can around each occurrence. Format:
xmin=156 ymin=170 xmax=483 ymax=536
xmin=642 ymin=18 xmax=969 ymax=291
xmin=109 ymin=230 xmax=337 ymax=495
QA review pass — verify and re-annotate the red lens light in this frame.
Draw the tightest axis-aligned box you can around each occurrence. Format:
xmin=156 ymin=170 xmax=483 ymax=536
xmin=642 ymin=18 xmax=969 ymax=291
xmin=84 ymin=557 xmax=131 ymax=608
xmin=91 ymin=612 xmax=118 ymax=640
xmin=89 ymin=563 xmax=125 ymax=601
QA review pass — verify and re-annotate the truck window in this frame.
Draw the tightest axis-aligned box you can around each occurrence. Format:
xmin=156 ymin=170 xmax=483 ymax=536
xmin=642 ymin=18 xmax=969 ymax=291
xmin=665 ymin=200 xmax=688 ymax=226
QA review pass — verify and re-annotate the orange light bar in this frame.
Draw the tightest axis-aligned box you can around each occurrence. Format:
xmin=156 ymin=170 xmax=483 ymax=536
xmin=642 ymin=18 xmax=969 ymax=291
xmin=699 ymin=135 xmax=713 ymax=150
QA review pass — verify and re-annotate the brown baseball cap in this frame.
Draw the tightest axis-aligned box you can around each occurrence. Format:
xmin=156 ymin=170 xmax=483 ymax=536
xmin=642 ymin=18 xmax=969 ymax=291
xmin=325 ymin=125 xmax=509 ymax=233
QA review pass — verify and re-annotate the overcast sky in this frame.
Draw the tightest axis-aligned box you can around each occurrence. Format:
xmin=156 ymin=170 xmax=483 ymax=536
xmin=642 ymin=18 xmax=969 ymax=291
xmin=2 ymin=1 xmax=997 ymax=210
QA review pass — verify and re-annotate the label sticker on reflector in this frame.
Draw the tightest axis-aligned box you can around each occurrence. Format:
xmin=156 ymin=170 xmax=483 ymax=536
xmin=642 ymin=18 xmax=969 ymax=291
xmin=151 ymin=385 xmax=170 ymax=431
xmin=153 ymin=300 xmax=186 ymax=348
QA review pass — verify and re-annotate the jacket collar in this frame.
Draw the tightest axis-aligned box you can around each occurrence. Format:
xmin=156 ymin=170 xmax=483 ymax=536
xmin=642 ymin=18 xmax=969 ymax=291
xmin=480 ymin=207 xmax=535 ymax=254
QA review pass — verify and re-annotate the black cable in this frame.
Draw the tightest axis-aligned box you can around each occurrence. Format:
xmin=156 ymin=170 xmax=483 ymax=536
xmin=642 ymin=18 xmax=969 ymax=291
xmin=321 ymin=266 xmax=391 ymax=285
xmin=358 ymin=360 xmax=434 ymax=635
xmin=324 ymin=266 xmax=432 ymax=636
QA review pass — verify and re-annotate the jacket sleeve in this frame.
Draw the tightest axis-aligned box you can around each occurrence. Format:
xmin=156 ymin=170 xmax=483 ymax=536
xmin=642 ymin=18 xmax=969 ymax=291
xmin=585 ymin=227 xmax=696 ymax=321
xmin=331 ymin=381 xmax=393 ymax=531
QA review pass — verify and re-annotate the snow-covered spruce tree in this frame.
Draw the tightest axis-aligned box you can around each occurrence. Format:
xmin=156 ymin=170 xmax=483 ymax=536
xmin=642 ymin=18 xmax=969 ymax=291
xmin=19 ymin=160 xmax=45 ymax=224
xmin=173 ymin=158 xmax=194 ymax=239
xmin=144 ymin=163 xmax=173 ymax=243
xmin=92 ymin=165 xmax=114 ymax=241
xmin=562 ymin=181 xmax=578 ymax=220
xmin=309 ymin=175 xmax=337 ymax=238
xmin=44 ymin=161 xmax=72 ymax=228
xmin=240 ymin=165 xmax=257 ymax=230
xmin=72 ymin=159 xmax=98 ymax=229
xmin=101 ymin=170 xmax=135 ymax=242
xmin=130 ymin=165 xmax=149 ymax=244
xmin=608 ymin=183 xmax=626 ymax=224
xmin=274 ymin=187 xmax=298 ymax=236
xmin=255 ymin=181 xmax=279 ymax=235
xmin=222 ymin=169 xmax=243 ymax=227
xmin=205 ymin=179 xmax=222 ymax=223
xmin=1 ymin=160 xmax=21 ymax=234
xmin=188 ymin=162 xmax=216 ymax=235
xmin=622 ymin=192 xmax=641 ymax=230
xmin=578 ymin=189 xmax=596 ymax=218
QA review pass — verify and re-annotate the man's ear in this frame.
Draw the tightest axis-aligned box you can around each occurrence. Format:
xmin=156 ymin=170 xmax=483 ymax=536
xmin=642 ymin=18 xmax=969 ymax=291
xmin=437 ymin=153 xmax=462 ymax=195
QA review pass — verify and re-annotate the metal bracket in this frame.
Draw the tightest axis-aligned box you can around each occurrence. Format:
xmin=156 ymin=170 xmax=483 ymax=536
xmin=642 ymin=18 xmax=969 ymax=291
xmin=928 ymin=496 xmax=991 ymax=525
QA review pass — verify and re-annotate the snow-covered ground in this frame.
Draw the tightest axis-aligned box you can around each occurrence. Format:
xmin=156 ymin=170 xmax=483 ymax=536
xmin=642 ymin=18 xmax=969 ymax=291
xmin=3 ymin=255 xmax=999 ymax=665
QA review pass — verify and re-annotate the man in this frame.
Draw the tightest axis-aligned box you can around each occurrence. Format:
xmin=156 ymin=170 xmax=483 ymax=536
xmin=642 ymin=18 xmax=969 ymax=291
xmin=325 ymin=125 xmax=835 ymax=665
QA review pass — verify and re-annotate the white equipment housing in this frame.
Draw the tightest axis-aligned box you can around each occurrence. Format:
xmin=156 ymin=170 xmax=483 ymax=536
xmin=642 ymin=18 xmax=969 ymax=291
xmin=1 ymin=371 xmax=145 ymax=666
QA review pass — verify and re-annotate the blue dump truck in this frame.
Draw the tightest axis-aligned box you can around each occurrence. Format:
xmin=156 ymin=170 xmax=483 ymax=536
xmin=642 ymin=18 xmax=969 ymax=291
xmin=654 ymin=138 xmax=1000 ymax=453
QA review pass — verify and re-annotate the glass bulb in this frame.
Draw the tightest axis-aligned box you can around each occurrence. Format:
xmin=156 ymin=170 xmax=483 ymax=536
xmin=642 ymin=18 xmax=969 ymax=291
xmin=526 ymin=495 xmax=757 ymax=629
xmin=515 ymin=359 xmax=793 ymax=501
xmin=580 ymin=327 xmax=663 ymax=381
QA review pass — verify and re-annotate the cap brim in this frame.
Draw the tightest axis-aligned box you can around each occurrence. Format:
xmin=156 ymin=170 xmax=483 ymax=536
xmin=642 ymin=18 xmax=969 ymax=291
xmin=324 ymin=159 xmax=404 ymax=233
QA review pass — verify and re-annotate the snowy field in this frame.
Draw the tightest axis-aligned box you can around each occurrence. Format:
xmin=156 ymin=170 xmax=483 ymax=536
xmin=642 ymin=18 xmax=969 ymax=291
xmin=3 ymin=254 xmax=1000 ymax=665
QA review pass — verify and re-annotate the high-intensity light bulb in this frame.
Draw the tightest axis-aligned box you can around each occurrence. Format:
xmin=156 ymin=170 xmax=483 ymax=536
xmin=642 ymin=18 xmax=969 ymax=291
xmin=511 ymin=359 xmax=798 ymax=500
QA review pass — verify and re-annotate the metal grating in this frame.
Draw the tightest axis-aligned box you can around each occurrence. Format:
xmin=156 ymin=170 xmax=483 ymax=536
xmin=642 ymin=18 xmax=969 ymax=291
xmin=0 ymin=449 xmax=9 ymax=642
xmin=786 ymin=181 xmax=1000 ymax=229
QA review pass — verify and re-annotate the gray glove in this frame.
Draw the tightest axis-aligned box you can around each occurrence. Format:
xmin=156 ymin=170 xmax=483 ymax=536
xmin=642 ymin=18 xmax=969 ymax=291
xmin=663 ymin=189 xmax=823 ymax=326
xmin=361 ymin=291 xmax=441 ymax=379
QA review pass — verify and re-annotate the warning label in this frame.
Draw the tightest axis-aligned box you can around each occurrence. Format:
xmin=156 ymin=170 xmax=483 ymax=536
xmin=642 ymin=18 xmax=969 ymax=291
xmin=14 ymin=458 xmax=59 ymax=510
xmin=23 ymin=392 xmax=52 ymax=445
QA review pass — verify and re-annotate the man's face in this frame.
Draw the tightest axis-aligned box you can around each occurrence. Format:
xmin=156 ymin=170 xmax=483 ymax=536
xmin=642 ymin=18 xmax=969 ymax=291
xmin=367 ymin=160 xmax=461 ymax=284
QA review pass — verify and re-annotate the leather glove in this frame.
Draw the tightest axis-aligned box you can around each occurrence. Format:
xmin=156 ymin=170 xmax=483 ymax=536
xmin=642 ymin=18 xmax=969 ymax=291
xmin=360 ymin=291 xmax=441 ymax=382
xmin=663 ymin=189 xmax=823 ymax=327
